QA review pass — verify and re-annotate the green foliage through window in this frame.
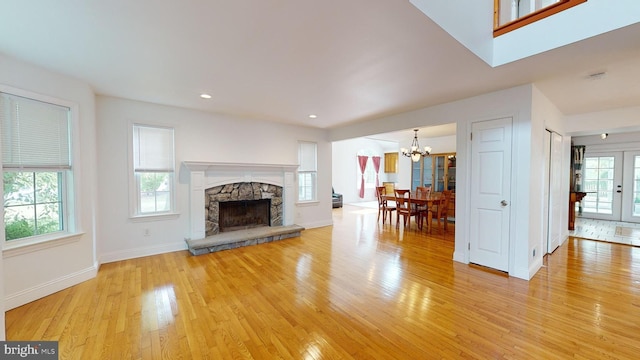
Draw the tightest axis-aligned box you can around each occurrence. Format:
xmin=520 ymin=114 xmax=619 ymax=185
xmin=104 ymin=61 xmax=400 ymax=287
xmin=3 ymin=172 xmax=63 ymax=240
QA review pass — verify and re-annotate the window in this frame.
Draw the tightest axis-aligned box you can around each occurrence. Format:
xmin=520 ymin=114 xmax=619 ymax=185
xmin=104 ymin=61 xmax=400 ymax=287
xmin=1 ymin=92 xmax=72 ymax=242
xmin=298 ymin=141 xmax=317 ymax=202
xmin=357 ymin=149 xmax=378 ymax=190
xmin=132 ymin=124 xmax=175 ymax=215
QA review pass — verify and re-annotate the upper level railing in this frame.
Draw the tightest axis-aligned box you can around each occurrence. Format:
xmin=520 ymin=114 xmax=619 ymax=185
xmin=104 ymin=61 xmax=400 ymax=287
xmin=494 ymin=0 xmax=587 ymax=37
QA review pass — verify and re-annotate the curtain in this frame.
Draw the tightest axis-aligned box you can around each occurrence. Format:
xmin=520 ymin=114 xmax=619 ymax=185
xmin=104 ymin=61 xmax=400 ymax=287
xmin=357 ymin=155 xmax=368 ymax=198
xmin=372 ymin=156 xmax=381 ymax=189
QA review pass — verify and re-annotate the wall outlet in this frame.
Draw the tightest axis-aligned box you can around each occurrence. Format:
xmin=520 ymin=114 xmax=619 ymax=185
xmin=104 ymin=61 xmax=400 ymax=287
xmin=143 ymin=228 xmax=150 ymax=237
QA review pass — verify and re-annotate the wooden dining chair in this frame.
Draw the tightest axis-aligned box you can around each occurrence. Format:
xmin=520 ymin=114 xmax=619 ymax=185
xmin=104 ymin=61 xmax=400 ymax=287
xmin=376 ymin=186 xmax=396 ymax=225
xmin=416 ymin=186 xmax=431 ymax=197
xmin=433 ymin=190 xmax=452 ymax=231
xmin=394 ymin=189 xmax=419 ymax=229
xmin=415 ymin=186 xmax=431 ymax=229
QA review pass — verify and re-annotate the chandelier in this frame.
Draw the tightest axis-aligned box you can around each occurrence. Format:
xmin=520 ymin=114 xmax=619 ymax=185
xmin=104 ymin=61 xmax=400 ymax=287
xmin=401 ymin=129 xmax=432 ymax=162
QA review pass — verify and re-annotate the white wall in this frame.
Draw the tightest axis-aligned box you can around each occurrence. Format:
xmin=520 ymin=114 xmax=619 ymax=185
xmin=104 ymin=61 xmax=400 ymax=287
xmin=0 ymin=54 xmax=99 ymax=311
xmin=565 ymin=105 xmax=640 ymax=136
xmin=96 ymin=96 xmax=332 ymax=263
xmin=531 ymin=85 xmax=569 ymax=276
xmin=409 ymin=0 xmax=493 ymax=64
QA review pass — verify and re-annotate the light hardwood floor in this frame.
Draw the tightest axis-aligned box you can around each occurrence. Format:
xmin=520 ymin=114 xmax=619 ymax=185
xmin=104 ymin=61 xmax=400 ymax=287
xmin=7 ymin=204 xmax=640 ymax=359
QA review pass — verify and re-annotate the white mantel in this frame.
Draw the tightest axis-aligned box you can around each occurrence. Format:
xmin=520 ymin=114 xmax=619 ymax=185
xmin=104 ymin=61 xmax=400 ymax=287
xmin=182 ymin=161 xmax=298 ymax=240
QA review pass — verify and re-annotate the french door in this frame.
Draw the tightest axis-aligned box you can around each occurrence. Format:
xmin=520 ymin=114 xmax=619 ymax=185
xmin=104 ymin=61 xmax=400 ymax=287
xmin=621 ymin=151 xmax=640 ymax=222
xmin=581 ymin=151 xmax=640 ymax=223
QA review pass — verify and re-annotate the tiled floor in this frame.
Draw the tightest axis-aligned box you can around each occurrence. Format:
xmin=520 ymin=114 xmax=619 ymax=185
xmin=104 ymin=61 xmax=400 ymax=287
xmin=570 ymin=217 xmax=640 ymax=247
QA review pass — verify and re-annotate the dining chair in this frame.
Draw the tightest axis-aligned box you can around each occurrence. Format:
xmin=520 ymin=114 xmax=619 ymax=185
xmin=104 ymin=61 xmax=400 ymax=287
xmin=415 ymin=186 xmax=431 ymax=229
xmin=395 ymin=189 xmax=419 ymax=229
xmin=416 ymin=186 xmax=431 ymax=197
xmin=376 ymin=186 xmax=396 ymax=225
xmin=433 ymin=190 xmax=452 ymax=231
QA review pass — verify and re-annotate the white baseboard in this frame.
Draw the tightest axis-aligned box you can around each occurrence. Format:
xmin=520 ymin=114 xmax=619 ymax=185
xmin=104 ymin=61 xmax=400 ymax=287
xmin=452 ymin=250 xmax=467 ymax=264
xmin=5 ymin=263 xmax=98 ymax=310
xmin=299 ymin=219 xmax=333 ymax=229
xmin=99 ymin=241 xmax=187 ymax=264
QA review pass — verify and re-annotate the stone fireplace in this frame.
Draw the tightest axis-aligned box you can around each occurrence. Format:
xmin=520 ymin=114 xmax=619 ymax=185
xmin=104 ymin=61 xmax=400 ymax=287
xmin=182 ymin=161 xmax=297 ymax=241
xmin=205 ymin=182 xmax=283 ymax=236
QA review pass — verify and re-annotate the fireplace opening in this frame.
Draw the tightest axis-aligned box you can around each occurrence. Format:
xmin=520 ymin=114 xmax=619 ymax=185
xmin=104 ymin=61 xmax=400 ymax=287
xmin=219 ymin=199 xmax=271 ymax=233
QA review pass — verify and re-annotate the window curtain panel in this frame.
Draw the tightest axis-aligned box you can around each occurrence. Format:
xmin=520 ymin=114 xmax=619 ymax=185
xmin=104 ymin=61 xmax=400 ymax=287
xmin=372 ymin=156 xmax=381 ymax=188
xmin=357 ymin=155 xmax=368 ymax=198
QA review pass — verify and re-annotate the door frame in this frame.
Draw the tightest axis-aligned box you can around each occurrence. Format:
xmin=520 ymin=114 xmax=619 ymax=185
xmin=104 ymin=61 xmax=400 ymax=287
xmin=621 ymin=151 xmax=640 ymax=223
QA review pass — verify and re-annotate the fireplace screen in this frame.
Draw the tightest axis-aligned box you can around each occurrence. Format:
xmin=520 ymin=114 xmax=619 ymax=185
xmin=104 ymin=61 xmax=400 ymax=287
xmin=218 ymin=199 xmax=271 ymax=232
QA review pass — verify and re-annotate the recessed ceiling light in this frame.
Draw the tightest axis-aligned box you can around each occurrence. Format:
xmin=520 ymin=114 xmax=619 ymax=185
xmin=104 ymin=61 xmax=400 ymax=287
xmin=200 ymin=93 xmax=212 ymax=99
xmin=308 ymin=114 xmax=317 ymax=119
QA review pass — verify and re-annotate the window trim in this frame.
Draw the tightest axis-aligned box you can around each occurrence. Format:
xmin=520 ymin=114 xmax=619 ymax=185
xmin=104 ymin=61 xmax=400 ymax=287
xmin=494 ymin=0 xmax=587 ymax=37
xmin=129 ymin=122 xmax=177 ymax=219
xmin=0 ymin=85 xmax=79 ymax=249
xmin=298 ymin=141 xmax=318 ymax=203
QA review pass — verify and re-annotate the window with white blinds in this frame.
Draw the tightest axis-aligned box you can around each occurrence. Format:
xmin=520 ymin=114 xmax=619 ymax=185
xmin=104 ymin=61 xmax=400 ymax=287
xmin=0 ymin=91 xmax=73 ymax=242
xmin=298 ymin=141 xmax=317 ymax=202
xmin=132 ymin=124 xmax=175 ymax=215
xmin=1 ymin=93 xmax=71 ymax=170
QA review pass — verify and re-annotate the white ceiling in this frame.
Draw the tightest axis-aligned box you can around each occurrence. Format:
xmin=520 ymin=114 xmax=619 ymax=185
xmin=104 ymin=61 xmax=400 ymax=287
xmin=1 ymin=1 xmax=640 ymax=133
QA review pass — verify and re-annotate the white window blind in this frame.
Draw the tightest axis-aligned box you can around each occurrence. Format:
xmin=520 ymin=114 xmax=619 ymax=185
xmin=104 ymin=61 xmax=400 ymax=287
xmin=0 ymin=93 xmax=71 ymax=169
xmin=298 ymin=142 xmax=317 ymax=172
xmin=133 ymin=125 xmax=174 ymax=172
xmin=298 ymin=141 xmax=317 ymax=202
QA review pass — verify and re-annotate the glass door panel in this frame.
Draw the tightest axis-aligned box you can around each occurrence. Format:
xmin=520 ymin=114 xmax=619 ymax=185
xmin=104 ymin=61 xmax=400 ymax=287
xmin=423 ymin=156 xmax=433 ymax=189
xmin=622 ymin=151 xmax=640 ymax=222
xmin=581 ymin=152 xmax=622 ymax=221
xmin=411 ymin=160 xmax=421 ymax=191
xmin=447 ymin=161 xmax=456 ymax=191
xmin=434 ymin=155 xmax=446 ymax=192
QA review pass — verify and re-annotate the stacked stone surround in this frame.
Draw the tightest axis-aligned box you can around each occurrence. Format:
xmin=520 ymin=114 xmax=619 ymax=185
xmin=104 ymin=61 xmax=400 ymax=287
xmin=205 ymin=182 xmax=283 ymax=236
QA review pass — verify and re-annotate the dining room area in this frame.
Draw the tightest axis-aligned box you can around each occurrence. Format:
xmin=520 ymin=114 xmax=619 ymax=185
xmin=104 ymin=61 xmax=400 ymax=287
xmin=331 ymin=124 xmax=457 ymax=235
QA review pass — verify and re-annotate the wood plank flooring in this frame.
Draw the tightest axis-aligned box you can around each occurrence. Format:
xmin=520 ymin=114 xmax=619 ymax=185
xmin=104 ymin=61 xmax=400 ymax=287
xmin=7 ymin=204 xmax=640 ymax=359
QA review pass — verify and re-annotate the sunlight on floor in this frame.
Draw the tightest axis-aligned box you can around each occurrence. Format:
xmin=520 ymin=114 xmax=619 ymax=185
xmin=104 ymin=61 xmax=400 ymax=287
xmin=571 ymin=217 xmax=640 ymax=246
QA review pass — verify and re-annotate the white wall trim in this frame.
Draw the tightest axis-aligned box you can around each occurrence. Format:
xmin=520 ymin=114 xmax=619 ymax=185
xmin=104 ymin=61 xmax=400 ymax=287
xmin=4 ymin=263 xmax=98 ymax=310
xmin=299 ymin=219 xmax=333 ymax=230
xmin=100 ymin=241 xmax=187 ymax=264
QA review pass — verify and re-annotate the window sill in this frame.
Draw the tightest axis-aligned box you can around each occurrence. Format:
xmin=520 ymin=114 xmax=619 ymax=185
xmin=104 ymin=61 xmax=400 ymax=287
xmin=130 ymin=212 xmax=181 ymax=222
xmin=296 ymin=201 xmax=320 ymax=207
xmin=3 ymin=231 xmax=85 ymax=258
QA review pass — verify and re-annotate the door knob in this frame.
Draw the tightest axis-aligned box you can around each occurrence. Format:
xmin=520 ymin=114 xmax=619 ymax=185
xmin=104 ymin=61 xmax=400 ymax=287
xmin=501 ymin=200 xmax=508 ymax=207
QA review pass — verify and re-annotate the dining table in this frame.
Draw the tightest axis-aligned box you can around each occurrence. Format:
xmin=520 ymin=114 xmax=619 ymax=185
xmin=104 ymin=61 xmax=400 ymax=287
xmin=381 ymin=192 xmax=446 ymax=232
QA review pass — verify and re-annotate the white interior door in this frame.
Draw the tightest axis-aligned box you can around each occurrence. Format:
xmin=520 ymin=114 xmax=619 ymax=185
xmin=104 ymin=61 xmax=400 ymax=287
xmin=621 ymin=151 xmax=640 ymax=223
xmin=543 ymin=132 xmax=551 ymax=252
xmin=469 ymin=118 xmax=512 ymax=272
xmin=547 ymin=132 xmax=563 ymax=253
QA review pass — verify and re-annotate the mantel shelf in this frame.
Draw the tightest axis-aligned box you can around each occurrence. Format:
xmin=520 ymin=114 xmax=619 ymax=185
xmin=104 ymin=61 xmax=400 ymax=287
xmin=182 ymin=161 xmax=299 ymax=173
